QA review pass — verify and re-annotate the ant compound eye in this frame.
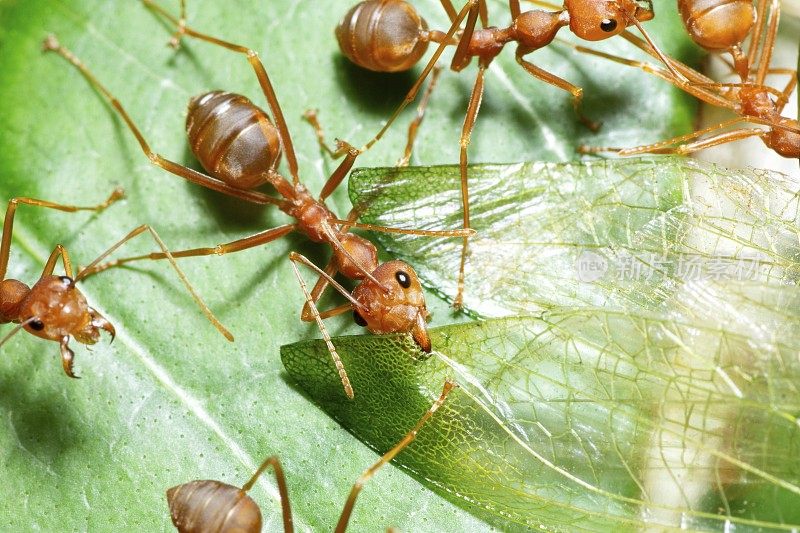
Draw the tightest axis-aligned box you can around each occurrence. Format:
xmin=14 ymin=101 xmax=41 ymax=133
xmin=59 ymin=276 xmax=74 ymax=287
xmin=600 ymin=18 xmax=618 ymax=32
xmin=395 ymin=271 xmax=411 ymax=289
xmin=29 ymin=318 xmax=45 ymax=331
xmin=353 ymin=311 xmax=367 ymax=327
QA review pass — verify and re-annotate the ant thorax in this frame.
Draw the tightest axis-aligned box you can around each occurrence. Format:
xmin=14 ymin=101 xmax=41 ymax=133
xmin=511 ymin=11 xmax=567 ymax=51
xmin=288 ymin=198 xmax=334 ymax=244
xmin=739 ymin=87 xmax=780 ymax=120
xmin=333 ymin=233 xmax=379 ymax=281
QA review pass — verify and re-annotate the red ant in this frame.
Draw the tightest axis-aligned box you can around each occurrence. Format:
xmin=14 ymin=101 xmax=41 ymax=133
xmin=43 ymin=1 xmax=470 ymax=399
xmin=678 ymin=0 xmax=780 ymax=83
xmin=167 ymin=379 xmax=455 ymax=532
xmin=331 ymin=0 xmax=661 ymax=306
xmin=0 ymin=188 xmax=231 ymax=377
xmin=565 ymin=1 xmax=799 ymax=158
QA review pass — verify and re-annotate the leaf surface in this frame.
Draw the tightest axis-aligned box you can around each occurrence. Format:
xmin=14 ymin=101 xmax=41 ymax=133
xmin=0 ymin=0 xmax=698 ymax=530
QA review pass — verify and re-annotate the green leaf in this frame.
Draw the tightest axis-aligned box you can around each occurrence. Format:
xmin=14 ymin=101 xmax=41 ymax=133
xmin=282 ymin=291 xmax=800 ymax=531
xmin=0 ymin=0 xmax=699 ymax=530
xmin=349 ymin=157 xmax=800 ymax=317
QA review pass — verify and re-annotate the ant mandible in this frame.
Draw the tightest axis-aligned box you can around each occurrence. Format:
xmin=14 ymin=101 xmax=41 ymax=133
xmin=331 ymin=0 xmax=660 ymax=306
xmin=0 ymin=188 xmax=232 ymax=377
xmin=44 ymin=1 xmax=471 ymax=399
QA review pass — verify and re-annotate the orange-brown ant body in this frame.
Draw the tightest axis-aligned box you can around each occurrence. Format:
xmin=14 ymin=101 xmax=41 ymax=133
xmin=0 ymin=189 xmax=230 ymax=377
xmin=0 ymin=192 xmax=121 ymax=377
xmin=44 ymin=1 xmax=469 ymax=399
xmin=333 ymin=0 xmax=658 ymax=305
xmin=167 ymin=380 xmax=455 ymax=533
xmin=566 ymin=0 xmax=799 ymax=158
xmin=677 ymin=0 xmax=777 ymax=83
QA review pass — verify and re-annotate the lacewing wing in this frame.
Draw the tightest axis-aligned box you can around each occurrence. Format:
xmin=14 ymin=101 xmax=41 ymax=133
xmin=347 ymin=157 xmax=799 ymax=317
xmin=282 ymin=157 xmax=800 ymax=529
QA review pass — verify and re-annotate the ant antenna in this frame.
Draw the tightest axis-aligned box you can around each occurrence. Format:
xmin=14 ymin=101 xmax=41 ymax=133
xmin=0 ymin=317 xmax=39 ymax=350
xmin=623 ymin=12 xmax=687 ymax=83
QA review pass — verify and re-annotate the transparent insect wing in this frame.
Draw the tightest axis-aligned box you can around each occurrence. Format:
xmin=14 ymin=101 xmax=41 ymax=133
xmin=283 ymin=284 xmax=800 ymax=530
xmin=347 ymin=158 xmax=800 ymax=318
xmin=309 ymin=157 xmax=800 ymax=527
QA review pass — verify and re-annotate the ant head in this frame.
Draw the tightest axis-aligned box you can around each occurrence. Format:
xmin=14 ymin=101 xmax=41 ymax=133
xmin=564 ymin=0 xmax=653 ymax=41
xmin=351 ymin=260 xmax=431 ymax=353
xmin=333 ymin=233 xmax=379 ymax=280
xmin=18 ymin=275 xmax=113 ymax=344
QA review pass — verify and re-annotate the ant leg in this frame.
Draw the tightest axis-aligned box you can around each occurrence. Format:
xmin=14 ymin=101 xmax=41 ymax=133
xmin=479 ymin=0 xmax=488 ymax=27
xmin=452 ymin=65 xmax=486 ymax=309
xmin=302 ymin=110 xmax=351 ymax=159
xmin=141 ymin=0 xmax=301 ymax=186
xmin=509 ymin=0 xmax=520 ymax=19
xmin=288 ymin=251 xmax=356 ymax=399
xmin=322 ymin=225 xmax=390 ymax=291
xmin=168 ymin=0 xmax=187 ymax=49
xmin=569 ymin=42 xmax=736 ymax=111
xmin=439 ymin=0 xmax=458 ymax=21
xmin=300 ymin=258 xmax=338 ymax=322
xmin=296 ymin=211 xmax=364 ymax=322
xmin=618 ymin=31 xmax=714 ymax=87
xmin=77 ymin=224 xmax=297 ymax=277
xmin=0 ymin=188 xmax=123 ymax=280
xmin=631 ymin=129 xmax=767 ymax=156
xmin=623 ymin=16 xmax=688 ymax=83
xmin=75 ymin=224 xmax=235 ymax=341
xmin=331 ymin=219 xmax=474 ymax=238
xmin=579 ymin=118 xmax=765 ymax=156
xmin=42 ymin=245 xmax=74 ymax=279
xmin=305 ymin=67 xmax=443 ymax=169
xmin=442 ymin=0 xmax=486 ymax=27
xmin=747 ymin=0 xmax=769 ymax=70
xmin=42 ymin=36 xmax=277 ymax=206
xmin=515 ymin=48 xmax=600 ymax=131
xmin=754 ymin=0 xmax=780 ymax=86
xmin=319 ymin=142 xmax=360 ymax=202
xmin=773 ymin=68 xmax=798 ymax=113
xmin=360 ymin=0 xmax=479 ymax=153
xmin=397 ymin=67 xmax=443 ymax=167
xmin=334 ymin=379 xmax=457 ymax=533
xmin=450 ymin=0 xmax=480 ymax=72
xmin=240 ymin=456 xmax=294 ymax=533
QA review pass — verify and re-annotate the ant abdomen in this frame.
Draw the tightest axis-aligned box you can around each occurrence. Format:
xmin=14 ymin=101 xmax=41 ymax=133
xmin=167 ymin=479 xmax=262 ymax=533
xmin=677 ymin=0 xmax=755 ymax=51
xmin=186 ymin=91 xmax=282 ymax=190
xmin=0 ymin=279 xmax=30 ymax=323
xmin=336 ymin=0 xmax=429 ymax=72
